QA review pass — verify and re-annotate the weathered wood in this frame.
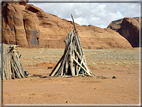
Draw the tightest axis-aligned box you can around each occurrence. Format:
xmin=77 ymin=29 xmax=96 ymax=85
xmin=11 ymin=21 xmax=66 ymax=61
xmin=72 ymin=57 xmax=91 ymax=76
xmin=65 ymin=60 xmax=69 ymax=75
xmin=71 ymin=14 xmax=87 ymax=64
xmin=74 ymin=49 xmax=91 ymax=73
xmin=71 ymin=14 xmax=84 ymax=56
xmin=3 ymin=44 xmax=25 ymax=80
xmin=52 ymin=61 xmax=62 ymax=76
xmin=6 ymin=47 xmax=9 ymax=80
xmin=50 ymin=31 xmax=91 ymax=76
xmin=72 ymin=49 xmax=76 ymax=75
xmin=74 ymin=33 xmax=83 ymax=57
xmin=49 ymin=33 xmax=74 ymax=76
xmin=15 ymin=52 xmax=25 ymax=78
xmin=57 ymin=57 xmax=66 ymax=76
xmin=3 ymin=72 xmax=6 ymax=80
xmin=60 ymin=48 xmax=71 ymax=76
xmin=64 ymin=31 xmax=71 ymax=54
xmin=3 ymin=45 xmax=6 ymax=80
xmin=49 ymin=57 xmax=63 ymax=76
xmin=10 ymin=57 xmax=15 ymax=79
xmin=49 ymin=46 xmax=67 ymax=76
xmin=8 ymin=53 xmax=11 ymax=80
xmin=69 ymin=33 xmax=75 ymax=76
xmin=75 ymin=51 xmax=78 ymax=75
xmin=71 ymin=35 xmax=76 ymax=75
xmin=74 ymin=48 xmax=84 ymax=74
xmin=12 ymin=52 xmax=20 ymax=78
xmin=12 ymin=53 xmax=21 ymax=78
xmin=74 ymin=49 xmax=82 ymax=61
xmin=77 ymin=58 xmax=84 ymax=75
xmin=57 ymin=41 xmax=72 ymax=76
xmin=49 ymin=15 xmax=92 ymax=77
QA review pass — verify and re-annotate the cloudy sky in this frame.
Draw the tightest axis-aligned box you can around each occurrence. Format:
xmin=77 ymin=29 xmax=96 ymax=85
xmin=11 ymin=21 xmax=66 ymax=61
xmin=28 ymin=0 xmax=141 ymax=28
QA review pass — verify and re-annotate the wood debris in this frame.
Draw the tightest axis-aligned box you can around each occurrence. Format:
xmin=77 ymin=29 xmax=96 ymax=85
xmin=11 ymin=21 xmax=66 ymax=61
xmin=49 ymin=14 xmax=92 ymax=77
xmin=3 ymin=44 xmax=26 ymax=80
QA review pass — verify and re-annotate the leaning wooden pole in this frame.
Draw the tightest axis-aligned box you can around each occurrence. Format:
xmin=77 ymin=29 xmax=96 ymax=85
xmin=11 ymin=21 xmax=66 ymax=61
xmin=71 ymin=14 xmax=87 ymax=64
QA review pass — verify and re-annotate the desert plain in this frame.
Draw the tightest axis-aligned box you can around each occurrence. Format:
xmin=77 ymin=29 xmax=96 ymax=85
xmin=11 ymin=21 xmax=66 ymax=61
xmin=2 ymin=47 xmax=140 ymax=105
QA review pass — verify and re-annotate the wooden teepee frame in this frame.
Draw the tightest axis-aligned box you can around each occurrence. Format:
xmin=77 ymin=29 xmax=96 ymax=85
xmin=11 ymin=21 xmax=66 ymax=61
xmin=49 ymin=15 xmax=92 ymax=77
xmin=3 ymin=44 xmax=25 ymax=80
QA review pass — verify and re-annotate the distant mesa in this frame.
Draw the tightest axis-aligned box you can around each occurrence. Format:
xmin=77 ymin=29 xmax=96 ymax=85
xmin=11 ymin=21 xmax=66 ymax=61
xmin=2 ymin=2 xmax=133 ymax=49
xmin=107 ymin=17 xmax=141 ymax=47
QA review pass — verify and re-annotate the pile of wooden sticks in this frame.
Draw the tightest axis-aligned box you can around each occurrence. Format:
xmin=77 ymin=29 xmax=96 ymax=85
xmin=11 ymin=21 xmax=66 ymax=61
xmin=3 ymin=44 xmax=25 ymax=80
xmin=49 ymin=15 xmax=92 ymax=77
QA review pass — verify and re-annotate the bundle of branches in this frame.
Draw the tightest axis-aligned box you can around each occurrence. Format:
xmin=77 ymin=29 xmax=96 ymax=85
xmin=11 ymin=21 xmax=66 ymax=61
xmin=3 ymin=44 xmax=26 ymax=80
xmin=49 ymin=15 xmax=92 ymax=77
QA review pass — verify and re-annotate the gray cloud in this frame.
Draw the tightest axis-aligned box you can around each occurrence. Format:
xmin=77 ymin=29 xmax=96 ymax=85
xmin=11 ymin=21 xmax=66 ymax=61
xmin=29 ymin=2 xmax=140 ymax=28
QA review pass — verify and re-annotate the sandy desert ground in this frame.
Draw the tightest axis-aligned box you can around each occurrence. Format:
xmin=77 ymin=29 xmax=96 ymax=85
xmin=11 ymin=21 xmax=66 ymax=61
xmin=2 ymin=47 xmax=140 ymax=105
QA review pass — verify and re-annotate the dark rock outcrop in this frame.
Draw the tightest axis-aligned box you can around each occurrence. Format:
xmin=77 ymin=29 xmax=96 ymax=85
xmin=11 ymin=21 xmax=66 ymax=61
xmin=108 ymin=17 xmax=141 ymax=47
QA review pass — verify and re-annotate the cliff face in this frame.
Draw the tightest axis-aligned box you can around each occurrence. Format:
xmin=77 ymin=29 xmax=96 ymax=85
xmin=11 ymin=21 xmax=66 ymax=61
xmin=107 ymin=17 xmax=141 ymax=47
xmin=2 ymin=2 xmax=133 ymax=49
xmin=3 ymin=3 xmax=28 ymax=47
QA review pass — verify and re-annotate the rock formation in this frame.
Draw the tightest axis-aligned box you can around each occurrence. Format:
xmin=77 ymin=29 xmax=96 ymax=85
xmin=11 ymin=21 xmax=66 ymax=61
xmin=2 ymin=2 xmax=133 ymax=49
xmin=2 ymin=2 xmax=28 ymax=47
xmin=107 ymin=17 xmax=141 ymax=47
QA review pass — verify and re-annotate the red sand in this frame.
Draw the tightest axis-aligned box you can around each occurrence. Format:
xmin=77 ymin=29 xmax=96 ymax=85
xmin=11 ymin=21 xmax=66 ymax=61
xmin=2 ymin=48 xmax=140 ymax=105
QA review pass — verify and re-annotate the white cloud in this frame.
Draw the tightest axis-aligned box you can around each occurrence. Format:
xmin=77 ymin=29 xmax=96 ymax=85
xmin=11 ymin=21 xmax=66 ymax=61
xmin=28 ymin=2 xmax=141 ymax=28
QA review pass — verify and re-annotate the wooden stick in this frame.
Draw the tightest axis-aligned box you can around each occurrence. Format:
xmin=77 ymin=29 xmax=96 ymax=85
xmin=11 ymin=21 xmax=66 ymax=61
xmin=3 ymin=45 xmax=6 ymax=80
xmin=72 ymin=49 xmax=76 ymax=75
xmin=74 ymin=49 xmax=91 ymax=73
xmin=57 ymin=57 xmax=65 ymax=76
xmin=10 ymin=55 xmax=15 ymax=79
xmin=3 ymin=45 xmax=7 ymax=80
xmin=74 ymin=35 xmax=82 ymax=57
xmin=72 ymin=57 xmax=91 ymax=76
xmin=69 ymin=33 xmax=75 ymax=76
xmin=65 ymin=60 xmax=68 ymax=75
xmin=50 ymin=32 xmax=74 ymax=76
xmin=13 ymin=52 xmax=23 ymax=78
xmin=71 ymin=14 xmax=84 ymax=57
xmin=77 ymin=58 xmax=84 ymax=74
xmin=10 ymin=57 xmax=15 ymax=79
xmin=75 ymin=51 xmax=78 ymax=75
xmin=8 ymin=53 xmax=11 ymax=80
xmin=50 ymin=40 xmax=70 ymax=76
xmin=11 ymin=60 xmax=21 ymax=78
xmin=6 ymin=46 xmax=9 ymax=80
xmin=12 ymin=53 xmax=21 ymax=78
xmin=3 ymin=71 xmax=6 ymax=80
xmin=53 ymin=61 xmax=62 ymax=76
xmin=57 ymin=39 xmax=72 ymax=76
xmin=15 ymin=52 xmax=25 ymax=78
xmin=49 ymin=57 xmax=63 ymax=76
